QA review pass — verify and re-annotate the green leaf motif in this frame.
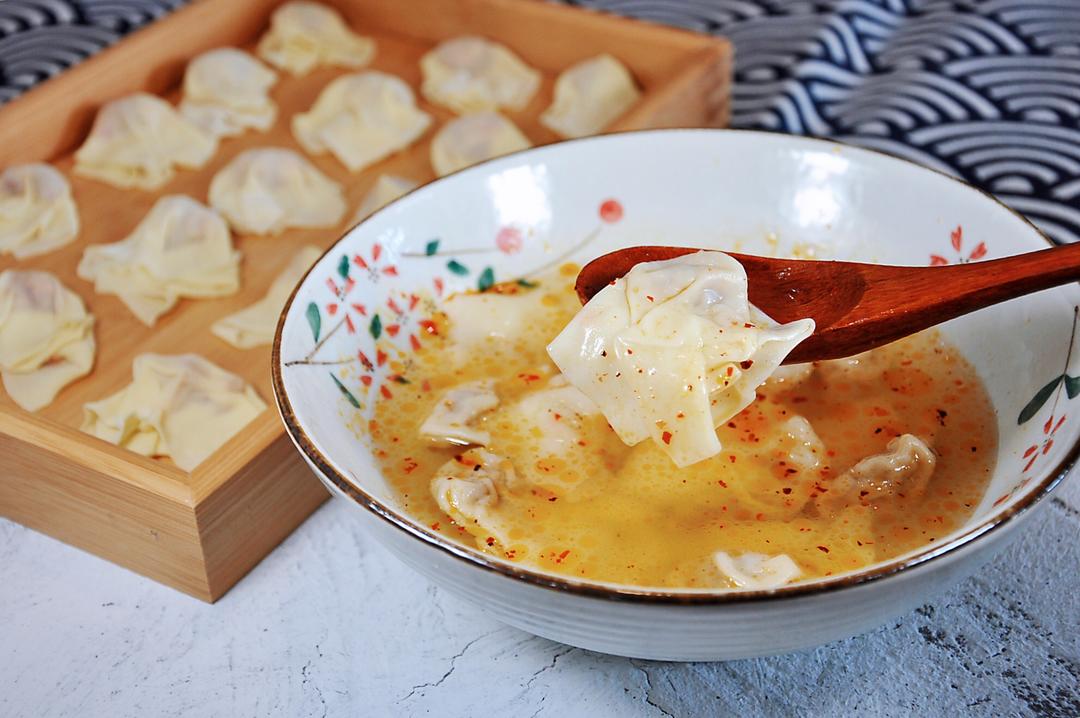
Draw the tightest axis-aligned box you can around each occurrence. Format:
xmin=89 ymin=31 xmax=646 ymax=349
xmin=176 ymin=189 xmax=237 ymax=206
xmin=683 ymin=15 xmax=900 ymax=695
xmin=305 ymin=302 xmax=321 ymax=342
xmin=337 ymin=255 xmax=350 ymax=280
xmin=1066 ymin=375 xmax=1080 ymax=400
xmin=477 ymin=267 xmax=495 ymax=292
xmin=393 ymin=376 xmax=410 ymax=384
xmin=1018 ymin=375 xmax=1063 ymax=425
xmin=370 ymin=313 xmax=382 ymax=340
xmin=330 ymin=373 xmax=360 ymax=409
xmin=447 ymin=259 xmax=469 ymax=276
xmin=425 ymin=239 xmax=440 ymax=256
xmin=517 ymin=278 xmax=539 ymax=289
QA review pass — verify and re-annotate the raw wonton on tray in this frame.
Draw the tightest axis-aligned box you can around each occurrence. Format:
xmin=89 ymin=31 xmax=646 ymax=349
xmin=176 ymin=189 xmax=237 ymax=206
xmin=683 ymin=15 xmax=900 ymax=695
xmin=0 ymin=270 xmax=95 ymax=412
xmin=180 ymin=48 xmax=278 ymax=138
xmin=209 ymin=148 xmax=346 ymax=235
xmin=77 ymin=195 xmax=240 ymax=326
xmin=74 ymin=93 xmax=216 ymax=190
xmin=292 ymin=72 xmax=431 ymax=172
xmin=81 ymin=354 xmax=266 ymax=472
xmin=0 ymin=164 xmax=79 ymax=259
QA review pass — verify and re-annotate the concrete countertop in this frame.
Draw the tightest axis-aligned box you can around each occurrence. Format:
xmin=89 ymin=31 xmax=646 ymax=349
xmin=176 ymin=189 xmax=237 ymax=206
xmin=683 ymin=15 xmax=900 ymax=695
xmin=2 ymin=473 xmax=1076 ymax=717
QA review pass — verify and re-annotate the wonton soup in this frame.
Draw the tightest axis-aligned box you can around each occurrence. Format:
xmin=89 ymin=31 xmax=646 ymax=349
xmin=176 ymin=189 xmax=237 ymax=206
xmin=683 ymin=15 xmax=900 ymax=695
xmin=373 ymin=252 xmax=997 ymax=589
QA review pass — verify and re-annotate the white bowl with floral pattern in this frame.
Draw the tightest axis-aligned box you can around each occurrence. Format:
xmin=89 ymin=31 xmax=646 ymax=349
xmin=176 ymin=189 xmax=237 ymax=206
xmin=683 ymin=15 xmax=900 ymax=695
xmin=272 ymin=130 xmax=1079 ymax=661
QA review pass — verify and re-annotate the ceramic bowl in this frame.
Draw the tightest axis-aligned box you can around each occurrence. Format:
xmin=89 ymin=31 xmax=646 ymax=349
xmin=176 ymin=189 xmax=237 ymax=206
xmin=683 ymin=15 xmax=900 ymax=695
xmin=272 ymin=130 xmax=1079 ymax=661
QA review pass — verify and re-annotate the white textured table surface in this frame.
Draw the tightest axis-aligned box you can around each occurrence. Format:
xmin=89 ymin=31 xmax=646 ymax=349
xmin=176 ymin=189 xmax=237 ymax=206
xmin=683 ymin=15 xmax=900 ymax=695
xmin=1 ymin=473 xmax=1077 ymax=717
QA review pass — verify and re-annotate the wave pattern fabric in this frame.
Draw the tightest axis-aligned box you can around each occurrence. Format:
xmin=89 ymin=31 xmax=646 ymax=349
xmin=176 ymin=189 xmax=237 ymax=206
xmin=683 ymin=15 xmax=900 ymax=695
xmin=0 ymin=0 xmax=1076 ymax=242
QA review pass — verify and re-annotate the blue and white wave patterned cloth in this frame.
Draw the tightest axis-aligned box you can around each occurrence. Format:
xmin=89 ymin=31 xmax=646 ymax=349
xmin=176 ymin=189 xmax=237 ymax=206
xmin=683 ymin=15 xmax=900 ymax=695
xmin=1 ymin=0 xmax=1077 ymax=242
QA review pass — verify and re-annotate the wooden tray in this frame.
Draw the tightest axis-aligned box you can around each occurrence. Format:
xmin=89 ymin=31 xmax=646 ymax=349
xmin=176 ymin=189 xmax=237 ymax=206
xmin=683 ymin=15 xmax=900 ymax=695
xmin=0 ymin=0 xmax=731 ymax=601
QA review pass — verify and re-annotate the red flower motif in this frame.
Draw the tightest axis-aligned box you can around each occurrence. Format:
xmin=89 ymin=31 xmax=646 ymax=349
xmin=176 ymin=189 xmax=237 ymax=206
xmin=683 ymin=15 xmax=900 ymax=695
xmin=930 ymin=226 xmax=987 ymax=266
xmin=1022 ymin=413 xmax=1065 ymax=473
xmin=353 ymin=242 xmax=400 ymax=281
xmin=599 ymin=199 xmax=623 ymax=223
xmin=382 ymin=291 xmax=432 ymax=354
xmin=496 ymin=226 xmax=524 ymax=254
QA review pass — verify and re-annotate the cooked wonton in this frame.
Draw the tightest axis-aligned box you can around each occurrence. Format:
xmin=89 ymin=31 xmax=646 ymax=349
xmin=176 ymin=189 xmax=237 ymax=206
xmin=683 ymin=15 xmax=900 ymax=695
xmin=420 ymin=36 xmax=540 ymax=114
xmin=257 ymin=1 xmax=375 ymax=75
xmin=818 ymin=434 xmax=937 ymax=514
xmin=292 ymin=72 xmax=432 ymax=172
xmin=547 ymin=251 xmax=815 ymax=467
xmin=430 ymin=112 xmax=531 ymax=177
xmin=540 ymin=54 xmax=641 ymax=139
xmin=208 ymin=148 xmax=346 ymax=235
xmin=212 ymin=245 xmax=322 ymax=349
xmin=0 ymin=164 xmax=79 ymax=259
xmin=77 ymin=195 xmax=240 ymax=326
xmin=74 ymin=93 xmax=216 ymax=190
xmin=493 ymin=375 xmax=627 ymax=493
xmin=430 ymin=448 xmax=517 ymax=548
xmin=81 ymin=353 xmax=266 ymax=471
xmin=0 ymin=270 xmax=95 ymax=411
xmin=350 ymin=174 xmax=418 ymax=224
xmin=713 ymin=551 xmax=802 ymax=589
xmin=420 ymin=380 xmax=499 ymax=446
xmin=180 ymin=48 xmax=278 ymax=138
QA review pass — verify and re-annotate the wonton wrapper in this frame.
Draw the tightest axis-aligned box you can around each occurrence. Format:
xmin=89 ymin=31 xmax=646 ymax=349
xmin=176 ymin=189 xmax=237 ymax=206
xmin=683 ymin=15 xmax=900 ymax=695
xmin=208 ymin=148 xmax=346 ymax=235
xmin=491 ymin=375 xmax=628 ymax=494
xmin=713 ymin=551 xmax=802 ymax=589
xmin=421 ymin=36 xmax=540 ymax=114
xmin=541 ymin=54 xmax=641 ymax=139
xmin=77 ymin=195 xmax=240 ymax=326
xmin=180 ymin=48 xmax=278 ymax=138
xmin=257 ymin=1 xmax=375 ymax=75
xmin=430 ymin=112 xmax=531 ymax=177
xmin=0 ymin=164 xmax=79 ymax=259
xmin=420 ymin=379 xmax=499 ymax=446
xmin=817 ymin=434 xmax=937 ymax=514
xmin=81 ymin=353 xmax=266 ymax=472
xmin=74 ymin=93 xmax=216 ymax=190
xmin=351 ymin=174 xmax=418 ymax=224
xmin=292 ymin=72 xmax=432 ymax=172
xmin=430 ymin=448 xmax=518 ymax=548
xmin=212 ymin=245 xmax=322 ymax=349
xmin=548 ymin=251 xmax=815 ymax=467
xmin=0 ymin=270 xmax=95 ymax=411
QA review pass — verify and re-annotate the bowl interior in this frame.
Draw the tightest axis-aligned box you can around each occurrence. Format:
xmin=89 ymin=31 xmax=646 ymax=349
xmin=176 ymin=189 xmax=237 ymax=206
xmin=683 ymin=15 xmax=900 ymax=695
xmin=276 ymin=129 xmax=1080 ymax=590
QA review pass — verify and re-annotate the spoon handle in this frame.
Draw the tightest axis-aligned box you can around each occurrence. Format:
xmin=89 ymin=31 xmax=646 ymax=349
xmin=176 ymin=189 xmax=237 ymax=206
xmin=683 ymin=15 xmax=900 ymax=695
xmin=790 ymin=240 xmax=1080 ymax=363
xmin=870 ymin=240 xmax=1080 ymax=320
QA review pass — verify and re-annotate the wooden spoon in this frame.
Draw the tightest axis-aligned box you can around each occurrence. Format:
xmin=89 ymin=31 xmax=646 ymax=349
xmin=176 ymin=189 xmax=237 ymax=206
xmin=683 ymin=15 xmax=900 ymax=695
xmin=575 ymin=243 xmax=1080 ymax=364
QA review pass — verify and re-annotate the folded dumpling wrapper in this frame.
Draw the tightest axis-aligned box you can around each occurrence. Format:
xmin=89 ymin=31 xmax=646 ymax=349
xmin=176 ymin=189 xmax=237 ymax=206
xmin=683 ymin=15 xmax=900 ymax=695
xmin=209 ymin=147 xmax=346 ymax=235
xmin=421 ymin=36 xmax=540 ymax=114
xmin=77 ymin=195 xmax=240 ymax=326
xmin=540 ymin=54 xmax=641 ymax=139
xmin=0 ymin=164 xmax=80 ymax=259
xmin=212 ymin=245 xmax=323 ymax=349
xmin=548 ymin=251 xmax=815 ymax=467
xmin=0 ymin=270 xmax=95 ymax=411
xmin=350 ymin=174 xmax=418 ymax=224
xmin=430 ymin=448 xmax=518 ymax=548
xmin=81 ymin=353 xmax=266 ymax=472
xmin=419 ymin=379 xmax=500 ymax=446
xmin=180 ymin=48 xmax=278 ymax=138
xmin=429 ymin=112 xmax=531 ymax=177
xmin=257 ymin=1 xmax=375 ymax=75
xmin=74 ymin=93 xmax=217 ymax=190
xmin=292 ymin=72 xmax=432 ymax=172
xmin=713 ymin=551 xmax=802 ymax=589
